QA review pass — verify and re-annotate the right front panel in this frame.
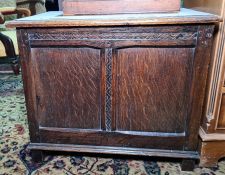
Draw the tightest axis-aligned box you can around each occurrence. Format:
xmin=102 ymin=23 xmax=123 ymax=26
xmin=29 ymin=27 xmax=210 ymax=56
xmin=115 ymin=47 xmax=194 ymax=133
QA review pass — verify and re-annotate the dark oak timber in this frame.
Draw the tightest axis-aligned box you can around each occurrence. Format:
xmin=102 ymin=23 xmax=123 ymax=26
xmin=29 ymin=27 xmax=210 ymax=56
xmin=7 ymin=9 xmax=220 ymax=169
xmin=181 ymin=159 xmax=196 ymax=171
xmin=30 ymin=150 xmax=44 ymax=163
xmin=28 ymin=143 xmax=199 ymax=159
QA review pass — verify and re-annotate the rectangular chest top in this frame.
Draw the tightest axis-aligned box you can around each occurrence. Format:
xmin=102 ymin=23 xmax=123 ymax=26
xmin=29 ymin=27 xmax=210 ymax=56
xmin=6 ymin=8 xmax=220 ymax=28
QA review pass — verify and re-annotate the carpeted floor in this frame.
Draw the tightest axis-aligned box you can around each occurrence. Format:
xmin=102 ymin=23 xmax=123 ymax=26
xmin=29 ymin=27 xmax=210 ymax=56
xmin=1 ymin=74 xmax=225 ymax=175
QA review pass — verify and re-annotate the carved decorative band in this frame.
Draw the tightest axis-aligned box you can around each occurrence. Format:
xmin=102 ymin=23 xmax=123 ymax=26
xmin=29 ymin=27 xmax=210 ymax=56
xmin=105 ymin=48 xmax=112 ymax=131
xmin=28 ymin=32 xmax=198 ymax=41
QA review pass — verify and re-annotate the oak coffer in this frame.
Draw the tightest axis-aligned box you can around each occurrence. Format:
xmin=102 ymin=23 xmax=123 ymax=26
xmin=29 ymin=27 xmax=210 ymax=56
xmin=6 ymin=8 xmax=220 ymax=170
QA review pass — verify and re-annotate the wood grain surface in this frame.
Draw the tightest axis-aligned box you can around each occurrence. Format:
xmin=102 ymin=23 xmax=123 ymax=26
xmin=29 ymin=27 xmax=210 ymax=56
xmin=116 ymin=47 xmax=194 ymax=133
xmin=15 ymin=21 xmax=216 ymax=164
xmin=63 ymin=0 xmax=180 ymax=15
xmin=200 ymin=141 xmax=225 ymax=167
xmin=6 ymin=9 xmax=220 ymax=28
xmin=32 ymin=47 xmax=102 ymax=129
xmin=184 ymin=0 xmax=224 ymax=15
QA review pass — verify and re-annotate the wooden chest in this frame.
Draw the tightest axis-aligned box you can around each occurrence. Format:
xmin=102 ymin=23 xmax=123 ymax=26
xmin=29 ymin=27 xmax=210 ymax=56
xmin=7 ymin=9 xmax=220 ymax=170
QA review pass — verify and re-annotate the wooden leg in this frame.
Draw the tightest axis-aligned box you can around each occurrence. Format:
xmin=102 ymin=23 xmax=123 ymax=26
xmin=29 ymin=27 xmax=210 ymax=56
xmin=181 ymin=159 xmax=195 ymax=171
xmin=30 ymin=150 xmax=44 ymax=163
xmin=11 ymin=57 xmax=20 ymax=75
xmin=199 ymin=141 xmax=225 ymax=167
xmin=200 ymin=156 xmax=219 ymax=168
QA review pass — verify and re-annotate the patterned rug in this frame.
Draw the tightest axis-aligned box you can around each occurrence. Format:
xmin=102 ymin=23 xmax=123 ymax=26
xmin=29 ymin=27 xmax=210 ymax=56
xmin=1 ymin=74 xmax=225 ymax=175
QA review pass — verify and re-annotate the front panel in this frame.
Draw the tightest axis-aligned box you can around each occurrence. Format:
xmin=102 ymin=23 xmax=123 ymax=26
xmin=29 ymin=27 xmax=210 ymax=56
xmin=31 ymin=47 xmax=102 ymax=129
xmin=115 ymin=47 xmax=194 ymax=133
xmin=18 ymin=25 xmax=213 ymax=152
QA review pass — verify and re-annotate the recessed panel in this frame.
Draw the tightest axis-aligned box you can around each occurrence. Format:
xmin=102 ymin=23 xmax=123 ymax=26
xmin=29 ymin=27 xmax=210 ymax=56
xmin=31 ymin=47 xmax=101 ymax=129
xmin=116 ymin=47 xmax=194 ymax=133
xmin=218 ymin=94 xmax=225 ymax=129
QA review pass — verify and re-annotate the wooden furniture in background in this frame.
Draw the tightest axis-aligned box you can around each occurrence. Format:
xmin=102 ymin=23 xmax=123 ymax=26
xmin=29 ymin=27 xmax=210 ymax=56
xmin=62 ymin=0 xmax=180 ymax=15
xmin=184 ymin=0 xmax=225 ymax=167
xmin=16 ymin=0 xmax=46 ymax=15
xmin=7 ymin=9 xmax=219 ymax=171
xmin=0 ymin=7 xmax=30 ymax=16
xmin=0 ymin=7 xmax=30 ymax=74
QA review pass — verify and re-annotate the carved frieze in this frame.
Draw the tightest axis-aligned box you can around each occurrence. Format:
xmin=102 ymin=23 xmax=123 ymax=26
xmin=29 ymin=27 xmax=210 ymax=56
xmin=28 ymin=32 xmax=198 ymax=41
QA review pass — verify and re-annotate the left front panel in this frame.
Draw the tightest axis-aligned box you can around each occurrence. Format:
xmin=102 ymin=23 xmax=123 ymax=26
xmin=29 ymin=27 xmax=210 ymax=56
xmin=31 ymin=47 xmax=102 ymax=129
